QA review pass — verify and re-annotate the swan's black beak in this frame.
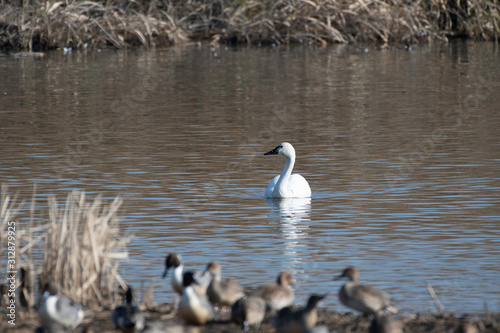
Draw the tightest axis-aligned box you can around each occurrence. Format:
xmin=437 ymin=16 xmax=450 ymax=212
xmin=264 ymin=145 xmax=282 ymax=155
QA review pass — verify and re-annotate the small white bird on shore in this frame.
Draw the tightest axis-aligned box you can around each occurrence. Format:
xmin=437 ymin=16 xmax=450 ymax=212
xmin=38 ymin=281 xmax=85 ymax=330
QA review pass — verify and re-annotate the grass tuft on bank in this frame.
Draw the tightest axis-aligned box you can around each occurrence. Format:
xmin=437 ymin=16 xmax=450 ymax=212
xmin=0 ymin=0 xmax=499 ymax=50
xmin=0 ymin=186 xmax=129 ymax=309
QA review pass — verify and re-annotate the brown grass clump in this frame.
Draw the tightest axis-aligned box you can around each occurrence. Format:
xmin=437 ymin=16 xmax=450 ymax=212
xmin=0 ymin=186 xmax=130 ymax=309
xmin=0 ymin=0 xmax=183 ymax=51
xmin=215 ymin=0 xmax=499 ymax=45
xmin=0 ymin=1 xmax=499 ymax=50
xmin=42 ymin=190 xmax=128 ymax=307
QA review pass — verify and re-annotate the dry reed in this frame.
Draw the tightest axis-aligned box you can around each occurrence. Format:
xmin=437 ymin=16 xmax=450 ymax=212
xmin=0 ymin=0 xmax=499 ymax=50
xmin=0 ymin=184 xmax=25 ymax=307
xmin=0 ymin=186 xmax=130 ymax=309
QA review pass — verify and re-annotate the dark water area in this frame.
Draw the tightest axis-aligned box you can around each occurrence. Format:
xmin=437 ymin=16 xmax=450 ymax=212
xmin=1 ymin=41 xmax=499 ymax=315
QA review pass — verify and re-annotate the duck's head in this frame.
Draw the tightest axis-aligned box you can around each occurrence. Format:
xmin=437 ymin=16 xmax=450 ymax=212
xmin=334 ymin=266 xmax=359 ymax=282
xmin=205 ymin=262 xmax=222 ymax=277
xmin=277 ymin=272 xmax=294 ymax=287
xmin=306 ymin=294 xmax=327 ymax=310
xmin=183 ymin=271 xmax=199 ymax=288
xmin=125 ymin=286 xmax=134 ymax=304
xmin=162 ymin=253 xmax=182 ymax=278
xmin=42 ymin=280 xmax=59 ymax=296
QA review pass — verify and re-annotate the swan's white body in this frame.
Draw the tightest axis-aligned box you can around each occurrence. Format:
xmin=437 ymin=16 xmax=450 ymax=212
xmin=264 ymin=142 xmax=311 ymax=198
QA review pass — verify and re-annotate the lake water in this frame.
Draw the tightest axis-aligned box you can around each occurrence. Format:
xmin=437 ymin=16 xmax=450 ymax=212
xmin=1 ymin=41 xmax=499 ymax=315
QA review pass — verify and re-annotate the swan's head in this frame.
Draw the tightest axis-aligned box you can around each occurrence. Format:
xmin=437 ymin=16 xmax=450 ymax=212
xmin=264 ymin=142 xmax=295 ymax=158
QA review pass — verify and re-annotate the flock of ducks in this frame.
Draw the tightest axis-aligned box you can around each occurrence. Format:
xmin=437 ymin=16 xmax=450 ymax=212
xmin=36 ymin=254 xmax=401 ymax=333
xmin=36 ymin=143 xmax=402 ymax=332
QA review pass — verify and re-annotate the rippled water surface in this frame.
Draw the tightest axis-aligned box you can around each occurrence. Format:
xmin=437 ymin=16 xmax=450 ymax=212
xmin=1 ymin=42 xmax=499 ymax=314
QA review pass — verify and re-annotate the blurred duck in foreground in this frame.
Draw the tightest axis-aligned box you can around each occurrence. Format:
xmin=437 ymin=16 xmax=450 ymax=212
xmin=369 ymin=313 xmax=403 ymax=333
xmin=162 ymin=253 xmax=211 ymax=295
xmin=249 ymin=272 xmax=294 ymax=313
xmin=273 ymin=294 xmax=327 ymax=333
xmin=231 ymin=295 xmax=266 ymax=332
xmin=206 ymin=262 xmax=245 ymax=307
xmin=112 ymin=286 xmax=145 ymax=333
xmin=178 ymin=271 xmax=215 ymax=325
xmin=334 ymin=266 xmax=397 ymax=316
xmin=38 ymin=281 xmax=85 ymax=330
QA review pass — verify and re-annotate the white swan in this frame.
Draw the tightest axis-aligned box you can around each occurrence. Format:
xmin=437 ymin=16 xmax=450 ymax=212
xmin=264 ymin=142 xmax=311 ymax=198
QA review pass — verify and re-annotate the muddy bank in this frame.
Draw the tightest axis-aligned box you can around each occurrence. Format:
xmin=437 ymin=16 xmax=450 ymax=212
xmin=4 ymin=303 xmax=499 ymax=332
xmin=1 ymin=0 xmax=499 ymax=51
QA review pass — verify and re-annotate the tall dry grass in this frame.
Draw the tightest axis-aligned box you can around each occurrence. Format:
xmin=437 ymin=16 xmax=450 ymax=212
xmin=0 ymin=186 xmax=130 ymax=309
xmin=0 ymin=185 xmax=25 ymax=305
xmin=0 ymin=0 xmax=499 ymax=50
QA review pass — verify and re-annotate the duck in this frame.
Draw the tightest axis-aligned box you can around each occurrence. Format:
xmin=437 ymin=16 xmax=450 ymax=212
xmin=231 ymin=295 xmax=266 ymax=332
xmin=369 ymin=313 xmax=403 ymax=333
xmin=273 ymin=294 xmax=327 ymax=333
xmin=112 ymin=286 xmax=145 ymax=333
xmin=264 ymin=142 xmax=311 ymax=198
xmin=334 ymin=266 xmax=397 ymax=316
xmin=455 ymin=320 xmax=479 ymax=333
xmin=206 ymin=262 xmax=245 ymax=307
xmin=248 ymin=272 xmax=294 ymax=313
xmin=162 ymin=253 xmax=211 ymax=295
xmin=178 ymin=271 xmax=215 ymax=325
xmin=38 ymin=281 xmax=85 ymax=330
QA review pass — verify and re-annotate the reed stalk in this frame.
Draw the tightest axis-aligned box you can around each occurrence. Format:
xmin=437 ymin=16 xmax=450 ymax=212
xmin=1 ymin=186 xmax=130 ymax=309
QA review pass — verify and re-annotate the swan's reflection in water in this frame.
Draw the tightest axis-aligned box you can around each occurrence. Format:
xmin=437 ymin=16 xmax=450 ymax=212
xmin=266 ymin=197 xmax=311 ymax=229
xmin=266 ymin=198 xmax=311 ymax=276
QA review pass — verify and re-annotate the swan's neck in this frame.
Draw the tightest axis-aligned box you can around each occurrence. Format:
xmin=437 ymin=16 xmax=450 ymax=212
xmin=276 ymin=154 xmax=295 ymax=193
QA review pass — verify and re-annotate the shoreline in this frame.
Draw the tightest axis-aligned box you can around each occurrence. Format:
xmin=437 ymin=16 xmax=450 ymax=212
xmin=3 ymin=303 xmax=499 ymax=332
xmin=1 ymin=0 xmax=499 ymax=52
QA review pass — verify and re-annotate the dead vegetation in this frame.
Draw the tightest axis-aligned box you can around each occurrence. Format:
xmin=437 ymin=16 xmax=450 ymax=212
xmin=0 ymin=0 xmax=498 ymax=51
xmin=0 ymin=185 xmax=130 ymax=310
